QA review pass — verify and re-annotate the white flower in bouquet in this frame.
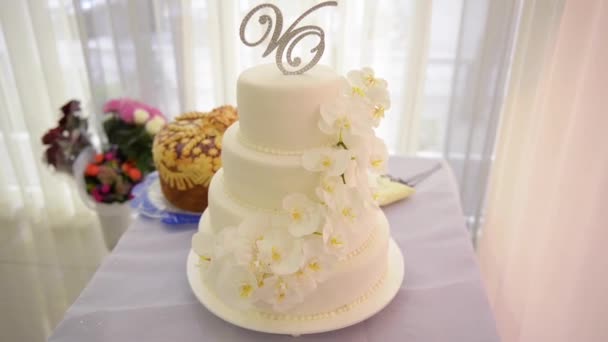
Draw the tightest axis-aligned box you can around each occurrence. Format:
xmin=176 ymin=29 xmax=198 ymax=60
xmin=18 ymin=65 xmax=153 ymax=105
xmin=255 ymin=275 xmax=303 ymax=312
xmin=214 ymin=260 xmax=259 ymax=309
xmin=144 ymin=116 xmax=165 ymax=135
xmin=133 ymin=108 xmax=150 ymax=124
xmin=318 ymin=96 xmax=372 ymax=139
xmin=282 ymin=193 xmax=324 ymax=237
xmin=302 ymin=147 xmax=351 ymax=176
xmin=256 ymin=228 xmax=305 ymax=275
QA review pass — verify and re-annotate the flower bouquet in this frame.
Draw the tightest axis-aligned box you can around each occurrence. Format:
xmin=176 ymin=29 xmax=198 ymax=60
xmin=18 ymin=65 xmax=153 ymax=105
xmin=41 ymin=98 xmax=166 ymax=249
xmin=78 ymin=146 xmax=144 ymax=249
xmin=41 ymin=100 xmax=91 ymax=175
xmin=78 ymin=98 xmax=165 ymax=249
xmin=102 ymin=98 xmax=166 ymax=175
xmin=83 ymin=146 xmax=142 ymax=204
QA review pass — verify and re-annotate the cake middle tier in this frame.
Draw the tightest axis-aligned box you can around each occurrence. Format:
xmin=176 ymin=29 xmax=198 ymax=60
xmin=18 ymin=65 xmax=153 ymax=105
xmin=221 ymin=122 xmax=320 ymax=209
xmin=206 ymin=168 xmax=378 ymax=260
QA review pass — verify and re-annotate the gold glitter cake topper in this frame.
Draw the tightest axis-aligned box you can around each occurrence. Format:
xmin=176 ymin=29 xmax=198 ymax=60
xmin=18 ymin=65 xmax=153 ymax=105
xmin=239 ymin=1 xmax=338 ymax=75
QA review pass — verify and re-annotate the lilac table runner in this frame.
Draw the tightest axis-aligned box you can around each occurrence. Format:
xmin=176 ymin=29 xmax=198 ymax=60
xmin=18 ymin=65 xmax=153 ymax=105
xmin=49 ymin=157 xmax=499 ymax=342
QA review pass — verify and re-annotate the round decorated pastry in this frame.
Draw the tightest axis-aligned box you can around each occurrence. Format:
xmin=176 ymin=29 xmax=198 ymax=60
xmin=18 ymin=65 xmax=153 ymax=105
xmin=152 ymin=106 xmax=238 ymax=212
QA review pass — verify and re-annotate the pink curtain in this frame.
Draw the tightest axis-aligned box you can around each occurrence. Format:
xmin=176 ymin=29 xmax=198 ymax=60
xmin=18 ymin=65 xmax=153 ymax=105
xmin=478 ymin=0 xmax=608 ymax=341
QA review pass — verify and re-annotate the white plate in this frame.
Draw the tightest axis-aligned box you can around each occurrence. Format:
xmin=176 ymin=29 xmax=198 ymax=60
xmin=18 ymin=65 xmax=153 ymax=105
xmin=186 ymin=238 xmax=404 ymax=336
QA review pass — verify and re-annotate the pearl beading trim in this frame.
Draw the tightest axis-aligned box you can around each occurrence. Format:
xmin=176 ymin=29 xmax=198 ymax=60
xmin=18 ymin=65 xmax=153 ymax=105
xmin=237 ymin=130 xmax=333 ymax=156
xmin=220 ymin=176 xmax=281 ymax=214
xmin=345 ymin=226 xmax=378 ymax=260
xmin=254 ymin=267 xmax=388 ymax=321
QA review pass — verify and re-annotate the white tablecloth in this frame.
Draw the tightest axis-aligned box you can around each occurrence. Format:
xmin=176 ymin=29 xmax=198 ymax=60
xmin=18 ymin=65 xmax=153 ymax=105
xmin=48 ymin=157 xmax=499 ymax=342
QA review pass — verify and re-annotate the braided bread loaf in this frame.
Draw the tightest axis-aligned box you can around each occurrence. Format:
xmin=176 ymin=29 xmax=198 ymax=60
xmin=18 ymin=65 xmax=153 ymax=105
xmin=152 ymin=106 xmax=238 ymax=212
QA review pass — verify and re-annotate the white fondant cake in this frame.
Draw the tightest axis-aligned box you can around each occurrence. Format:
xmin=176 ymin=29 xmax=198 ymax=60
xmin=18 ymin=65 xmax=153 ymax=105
xmin=191 ymin=64 xmax=401 ymax=329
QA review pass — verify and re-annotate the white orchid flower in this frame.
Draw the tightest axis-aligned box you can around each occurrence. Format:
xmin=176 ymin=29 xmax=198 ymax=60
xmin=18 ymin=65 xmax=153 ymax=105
xmin=284 ymin=252 xmax=320 ymax=298
xmin=282 ymin=193 xmax=323 ymax=237
xmin=301 ymin=235 xmax=337 ymax=283
xmin=256 ymin=228 xmax=305 ymax=275
xmin=346 ymin=67 xmax=388 ymax=96
xmin=345 ymin=67 xmax=390 ymax=126
xmin=321 ymin=219 xmax=350 ymax=258
xmin=302 ymin=147 xmax=351 ymax=176
xmin=332 ymin=187 xmax=365 ymax=227
xmin=315 ymin=175 xmax=342 ymax=206
xmin=255 ymin=275 xmax=303 ymax=312
xmin=368 ymin=135 xmax=389 ymax=173
xmin=214 ymin=260 xmax=258 ymax=310
xmin=340 ymin=134 xmax=383 ymax=187
xmin=366 ymin=86 xmax=391 ymax=126
xmin=287 ymin=271 xmax=317 ymax=298
xmin=233 ymin=215 xmax=272 ymax=273
xmin=192 ymin=230 xmax=217 ymax=271
xmin=319 ymin=96 xmax=372 ymax=139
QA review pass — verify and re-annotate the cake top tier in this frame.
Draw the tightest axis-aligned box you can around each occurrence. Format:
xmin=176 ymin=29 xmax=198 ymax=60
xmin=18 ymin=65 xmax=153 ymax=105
xmin=237 ymin=64 xmax=343 ymax=152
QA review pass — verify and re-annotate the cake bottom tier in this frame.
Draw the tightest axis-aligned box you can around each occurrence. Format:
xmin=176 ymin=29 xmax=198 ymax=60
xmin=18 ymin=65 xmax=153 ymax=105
xmin=197 ymin=207 xmax=390 ymax=317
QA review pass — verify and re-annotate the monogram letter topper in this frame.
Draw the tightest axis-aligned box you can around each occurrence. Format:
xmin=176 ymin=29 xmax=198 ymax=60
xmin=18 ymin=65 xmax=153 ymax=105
xmin=239 ymin=1 xmax=338 ymax=75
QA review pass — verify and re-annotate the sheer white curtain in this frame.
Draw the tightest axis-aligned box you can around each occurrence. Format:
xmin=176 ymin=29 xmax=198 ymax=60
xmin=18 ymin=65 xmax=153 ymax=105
xmin=0 ymin=0 xmax=92 ymax=224
xmin=479 ymin=0 xmax=608 ymax=340
xmin=0 ymin=0 xmax=517 ymax=235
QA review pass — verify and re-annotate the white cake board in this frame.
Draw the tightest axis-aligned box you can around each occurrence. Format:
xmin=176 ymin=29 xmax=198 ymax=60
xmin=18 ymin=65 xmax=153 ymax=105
xmin=186 ymin=239 xmax=404 ymax=336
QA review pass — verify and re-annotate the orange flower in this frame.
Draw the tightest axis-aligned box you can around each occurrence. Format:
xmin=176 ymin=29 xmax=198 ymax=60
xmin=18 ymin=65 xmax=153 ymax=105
xmin=128 ymin=168 xmax=142 ymax=182
xmin=121 ymin=161 xmax=135 ymax=173
xmin=85 ymin=163 xmax=99 ymax=177
xmin=94 ymin=153 xmax=105 ymax=164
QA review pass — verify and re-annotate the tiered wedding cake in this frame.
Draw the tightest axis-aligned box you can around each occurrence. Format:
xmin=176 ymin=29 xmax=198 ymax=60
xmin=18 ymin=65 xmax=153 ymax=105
xmin=187 ymin=63 xmax=404 ymax=334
